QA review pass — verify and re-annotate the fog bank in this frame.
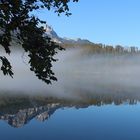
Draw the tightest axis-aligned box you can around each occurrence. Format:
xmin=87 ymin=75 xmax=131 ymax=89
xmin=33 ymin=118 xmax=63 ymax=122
xmin=0 ymin=48 xmax=140 ymax=99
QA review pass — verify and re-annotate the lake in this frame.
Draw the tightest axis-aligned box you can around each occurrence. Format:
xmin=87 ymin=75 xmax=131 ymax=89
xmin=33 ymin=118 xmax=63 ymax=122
xmin=0 ymin=48 xmax=140 ymax=140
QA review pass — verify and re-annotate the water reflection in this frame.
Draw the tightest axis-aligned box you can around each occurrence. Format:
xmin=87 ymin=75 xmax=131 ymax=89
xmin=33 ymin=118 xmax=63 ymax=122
xmin=0 ymin=91 xmax=139 ymax=128
xmin=0 ymin=50 xmax=140 ymax=132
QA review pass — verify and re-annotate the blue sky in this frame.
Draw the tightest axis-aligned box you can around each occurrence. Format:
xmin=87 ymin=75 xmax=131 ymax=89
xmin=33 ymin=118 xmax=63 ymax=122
xmin=34 ymin=0 xmax=140 ymax=47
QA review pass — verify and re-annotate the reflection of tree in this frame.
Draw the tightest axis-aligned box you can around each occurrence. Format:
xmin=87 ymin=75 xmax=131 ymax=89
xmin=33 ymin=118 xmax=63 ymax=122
xmin=0 ymin=90 xmax=140 ymax=108
xmin=75 ymin=91 xmax=138 ymax=106
xmin=0 ymin=92 xmax=139 ymax=127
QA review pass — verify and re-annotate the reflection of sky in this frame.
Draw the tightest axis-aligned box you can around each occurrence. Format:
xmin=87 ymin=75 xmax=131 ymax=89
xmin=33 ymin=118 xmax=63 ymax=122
xmin=1 ymin=104 xmax=140 ymax=140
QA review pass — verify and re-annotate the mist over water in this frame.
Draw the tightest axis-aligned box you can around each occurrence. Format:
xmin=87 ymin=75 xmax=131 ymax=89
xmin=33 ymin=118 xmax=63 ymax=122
xmin=0 ymin=48 xmax=140 ymax=99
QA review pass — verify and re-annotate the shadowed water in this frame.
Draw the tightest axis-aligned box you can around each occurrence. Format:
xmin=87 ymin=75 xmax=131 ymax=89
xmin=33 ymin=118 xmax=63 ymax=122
xmin=0 ymin=48 xmax=140 ymax=140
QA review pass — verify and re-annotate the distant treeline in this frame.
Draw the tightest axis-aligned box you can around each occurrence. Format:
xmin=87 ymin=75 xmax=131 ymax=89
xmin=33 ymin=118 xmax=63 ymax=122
xmin=62 ymin=43 xmax=140 ymax=54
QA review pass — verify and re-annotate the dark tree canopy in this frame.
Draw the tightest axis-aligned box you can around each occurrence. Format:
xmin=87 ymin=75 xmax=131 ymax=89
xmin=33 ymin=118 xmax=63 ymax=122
xmin=0 ymin=0 xmax=78 ymax=84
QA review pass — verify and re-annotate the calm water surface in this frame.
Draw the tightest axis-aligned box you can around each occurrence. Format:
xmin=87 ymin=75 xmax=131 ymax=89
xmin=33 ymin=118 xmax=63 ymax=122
xmin=0 ymin=94 xmax=140 ymax=140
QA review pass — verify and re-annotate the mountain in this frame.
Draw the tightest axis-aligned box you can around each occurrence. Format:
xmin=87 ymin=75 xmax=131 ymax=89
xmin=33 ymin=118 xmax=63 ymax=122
xmin=45 ymin=24 xmax=93 ymax=45
xmin=45 ymin=24 xmax=62 ymax=43
xmin=44 ymin=24 xmax=140 ymax=53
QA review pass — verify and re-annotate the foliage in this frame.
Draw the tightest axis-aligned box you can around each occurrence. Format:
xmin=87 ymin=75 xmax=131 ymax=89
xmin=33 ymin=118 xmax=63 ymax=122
xmin=0 ymin=0 xmax=78 ymax=84
xmin=63 ymin=42 xmax=139 ymax=55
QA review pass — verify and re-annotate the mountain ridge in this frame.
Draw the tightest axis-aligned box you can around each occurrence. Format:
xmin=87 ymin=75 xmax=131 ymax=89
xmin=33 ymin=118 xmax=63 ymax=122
xmin=45 ymin=24 xmax=93 ymax=45
xmin=44 ymin=24 xmax=139 ymax=53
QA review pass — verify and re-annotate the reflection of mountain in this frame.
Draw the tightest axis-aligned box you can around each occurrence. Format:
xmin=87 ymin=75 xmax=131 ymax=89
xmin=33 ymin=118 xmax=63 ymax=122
xmin=0 ymin=92 xmax=139 ymax=128
xmin=0 ymin=95 xmax=63 ymax=128
xmin=0 ymin=104 xmax=60 ymax=128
